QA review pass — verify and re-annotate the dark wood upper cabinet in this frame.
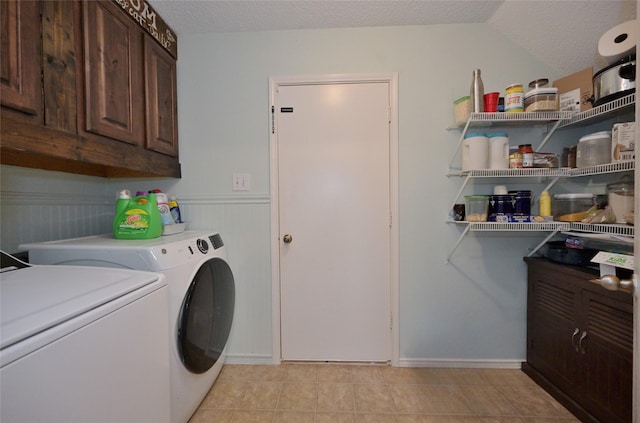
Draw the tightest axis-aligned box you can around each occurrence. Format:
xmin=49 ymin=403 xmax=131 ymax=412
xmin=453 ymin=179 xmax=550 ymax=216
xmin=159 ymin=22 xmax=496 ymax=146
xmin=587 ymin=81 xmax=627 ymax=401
xmin=0 ymin=0 xmax=180 ymax=178
xmin=145 ymin=36 xmax=178 ymax=157
xmin=82 ymin=0 xmax=144 ymax=146
xmin=0 ymin=0 xmax=43 ymax=121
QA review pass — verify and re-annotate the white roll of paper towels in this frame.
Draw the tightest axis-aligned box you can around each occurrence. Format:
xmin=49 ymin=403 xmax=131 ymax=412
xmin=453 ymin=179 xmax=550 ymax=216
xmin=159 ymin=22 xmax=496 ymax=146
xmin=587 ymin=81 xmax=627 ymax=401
xmin=598 ymin=19 xmax=637 ymax=63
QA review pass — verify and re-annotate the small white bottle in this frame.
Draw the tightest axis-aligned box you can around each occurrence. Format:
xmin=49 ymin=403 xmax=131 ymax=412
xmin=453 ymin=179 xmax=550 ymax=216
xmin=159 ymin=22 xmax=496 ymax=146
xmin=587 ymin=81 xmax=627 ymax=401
xmin=156 ymin=192 xmax=175 ymax=225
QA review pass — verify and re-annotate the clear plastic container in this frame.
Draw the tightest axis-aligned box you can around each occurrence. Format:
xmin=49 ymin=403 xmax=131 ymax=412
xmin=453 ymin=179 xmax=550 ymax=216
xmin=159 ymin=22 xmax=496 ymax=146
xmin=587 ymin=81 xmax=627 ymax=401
xmin=552 ymin=193 xmax=595 ymax=221
xmin=453 ymin=96 xmax=471 ymax=126
xmin=465 ymin=195 xmax=489 ymax=222
xmin=576 ymin=131 xmax=611 ymax=167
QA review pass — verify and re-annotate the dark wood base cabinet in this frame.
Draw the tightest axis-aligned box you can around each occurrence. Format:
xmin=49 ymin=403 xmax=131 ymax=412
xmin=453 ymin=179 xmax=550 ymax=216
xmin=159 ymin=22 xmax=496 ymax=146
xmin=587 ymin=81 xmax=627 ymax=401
xmin=523 ymin=257 xmax=633 ymax=423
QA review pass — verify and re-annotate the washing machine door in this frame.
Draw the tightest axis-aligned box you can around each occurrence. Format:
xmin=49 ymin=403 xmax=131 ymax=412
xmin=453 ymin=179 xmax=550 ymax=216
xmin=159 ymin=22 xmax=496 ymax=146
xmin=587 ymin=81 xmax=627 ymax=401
xmin=178 ymin=257 xmax=235 ymax=374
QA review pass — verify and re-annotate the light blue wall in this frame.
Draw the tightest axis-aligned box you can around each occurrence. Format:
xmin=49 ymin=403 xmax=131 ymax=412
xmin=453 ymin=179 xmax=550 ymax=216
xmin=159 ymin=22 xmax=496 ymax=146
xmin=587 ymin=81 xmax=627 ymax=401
xmin=1 ymin=23 xmax=564 ymax=364
xmin=172 ymin=24 xmax=559 ymax=364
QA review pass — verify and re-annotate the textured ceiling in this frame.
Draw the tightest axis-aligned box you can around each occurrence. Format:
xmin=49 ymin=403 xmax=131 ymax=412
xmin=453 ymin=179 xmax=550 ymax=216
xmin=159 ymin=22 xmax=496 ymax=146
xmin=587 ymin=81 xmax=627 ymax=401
xmin=147 ymin=0 xmax=637 ymax=76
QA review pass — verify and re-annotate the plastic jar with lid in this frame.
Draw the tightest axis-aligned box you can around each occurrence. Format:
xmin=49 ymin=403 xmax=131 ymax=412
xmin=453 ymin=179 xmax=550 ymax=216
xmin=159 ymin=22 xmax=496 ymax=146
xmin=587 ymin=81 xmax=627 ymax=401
xmin=576 ymin=131 xmax=611 ymax=168
xmin=607 ymin=179 xmax=634 ymax=223
xmin=518 ymin=144 xmax=534 ymax=168
xmin=505 ymin=84 xmax=524 ymax=113
xmin=453 ymin=96 xmax=471 ymax=126
xmin=488 ymin=133 xmax=509 ymax=169
xmin=462 ymin=133 xmax=489 ymax=171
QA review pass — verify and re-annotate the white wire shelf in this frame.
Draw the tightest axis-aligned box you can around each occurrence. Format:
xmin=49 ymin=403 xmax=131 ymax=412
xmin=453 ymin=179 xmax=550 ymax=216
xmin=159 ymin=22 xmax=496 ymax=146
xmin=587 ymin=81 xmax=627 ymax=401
xmin=567 ymin=161 xmax=634 ymax=176
xmin=445 ymin=221 xmax=634 ymax=263
xmin=559 ymin=93 xmax=635 ymax=128
xmin=447 ymin=168 xmax=571 ymax=178
xmin=567 ymin=222 xmax=634 ymax=237
xmin=447 ymin=162 xmax=634 ymax=178
xmin=448 ymin=220 xmax=633 ymax=236
xmin=465 ymin=111 xmax=574 ymax=124
xmin=448 ymin=221 xmax=570 ymax=231
xmin=458 ymin=93 xmax=634 ymax=128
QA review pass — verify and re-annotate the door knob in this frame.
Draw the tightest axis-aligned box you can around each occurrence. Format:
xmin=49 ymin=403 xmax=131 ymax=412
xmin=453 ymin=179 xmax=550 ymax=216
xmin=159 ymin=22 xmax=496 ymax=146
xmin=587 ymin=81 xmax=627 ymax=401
xmin=283 ymin=234 xmax=293 ymax=244
xmin=590 ymin=275 xmax=634 ymax=294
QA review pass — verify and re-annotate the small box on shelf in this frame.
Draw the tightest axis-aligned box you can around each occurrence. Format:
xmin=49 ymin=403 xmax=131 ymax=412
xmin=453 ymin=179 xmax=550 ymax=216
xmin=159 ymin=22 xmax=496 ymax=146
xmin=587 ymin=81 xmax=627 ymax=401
xmin=490 ymin=214 xmax=536 ymax=223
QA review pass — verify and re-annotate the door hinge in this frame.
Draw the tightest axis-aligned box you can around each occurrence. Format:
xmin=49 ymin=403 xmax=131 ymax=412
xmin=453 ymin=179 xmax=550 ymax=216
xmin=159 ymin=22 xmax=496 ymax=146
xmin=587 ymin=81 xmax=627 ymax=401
xmin=271 ymin=105 xmax=275 ymax=134
xmin=388 ymin=107 xmax=391 ymax=123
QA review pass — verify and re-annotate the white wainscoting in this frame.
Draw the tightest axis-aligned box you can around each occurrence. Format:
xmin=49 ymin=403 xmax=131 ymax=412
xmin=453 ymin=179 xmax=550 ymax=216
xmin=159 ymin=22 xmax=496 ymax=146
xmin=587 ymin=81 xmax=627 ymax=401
xmin=1 ymin=191 xmax=113 ymax=253
xmin=180 ymin=194 xmax=273 ymax=363
xmin=1 ymin=187 xmax=275 ymax=363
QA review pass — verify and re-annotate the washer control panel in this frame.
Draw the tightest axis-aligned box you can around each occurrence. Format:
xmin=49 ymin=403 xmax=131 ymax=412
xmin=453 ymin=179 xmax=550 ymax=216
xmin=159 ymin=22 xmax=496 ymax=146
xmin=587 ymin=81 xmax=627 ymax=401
xmin=148 ymin=232 xmax=225 ymax=270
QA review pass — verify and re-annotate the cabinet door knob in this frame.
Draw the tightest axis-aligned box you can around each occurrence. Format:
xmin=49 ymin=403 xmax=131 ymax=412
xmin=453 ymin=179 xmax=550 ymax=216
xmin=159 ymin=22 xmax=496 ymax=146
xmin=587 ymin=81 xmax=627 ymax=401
xmin=572 ymin=328 xmax=580 ymax=352
xmin=283 ymin=234 xmax=293 ymax=244
xmin=590 ymin=275 xmax=634 ymax=294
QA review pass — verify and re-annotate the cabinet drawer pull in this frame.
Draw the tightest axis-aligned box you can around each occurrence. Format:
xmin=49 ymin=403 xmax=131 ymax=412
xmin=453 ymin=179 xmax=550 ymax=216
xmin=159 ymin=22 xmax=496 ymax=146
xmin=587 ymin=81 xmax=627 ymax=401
xmin=578 ymin=331 xmax=587 ymax=354
xmin=571 ymin=328 xmax=580 ymax=352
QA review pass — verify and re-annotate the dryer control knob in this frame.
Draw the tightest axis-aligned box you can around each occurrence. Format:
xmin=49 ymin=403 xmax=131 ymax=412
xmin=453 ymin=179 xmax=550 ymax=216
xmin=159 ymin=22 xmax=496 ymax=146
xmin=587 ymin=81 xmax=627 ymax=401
xmin=196 ymin=239 xmax=209 ymax=254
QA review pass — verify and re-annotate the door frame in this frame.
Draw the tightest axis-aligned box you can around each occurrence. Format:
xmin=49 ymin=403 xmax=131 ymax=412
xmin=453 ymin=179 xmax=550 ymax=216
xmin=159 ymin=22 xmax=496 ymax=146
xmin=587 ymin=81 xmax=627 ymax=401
xmin=269 ymin=73 xmax=399 ymax=365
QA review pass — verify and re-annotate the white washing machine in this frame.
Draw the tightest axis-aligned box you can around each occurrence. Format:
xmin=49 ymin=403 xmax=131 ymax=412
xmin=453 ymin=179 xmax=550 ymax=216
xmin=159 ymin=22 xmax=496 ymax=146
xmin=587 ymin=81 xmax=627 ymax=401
xmin=21 ymin=231 xmax=236 ymax=423
xmin=0 ymin=251 xmax=171 ymax=423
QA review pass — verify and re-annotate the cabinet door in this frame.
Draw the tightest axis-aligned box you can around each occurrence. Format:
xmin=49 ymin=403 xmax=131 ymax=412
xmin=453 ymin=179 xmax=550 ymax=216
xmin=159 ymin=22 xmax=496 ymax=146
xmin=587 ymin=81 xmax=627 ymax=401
xmin=580 ymin=290 xmax=633 ymax=423
xmin=144 ymin=36 xmax=178 ymax=157
xmin=0 ymin=0 xmax=42 ymax=120
xmin=527 ymin=272 xmax=581 ymax=395
xmin=82 ymin=0 xmax=144 ymax=146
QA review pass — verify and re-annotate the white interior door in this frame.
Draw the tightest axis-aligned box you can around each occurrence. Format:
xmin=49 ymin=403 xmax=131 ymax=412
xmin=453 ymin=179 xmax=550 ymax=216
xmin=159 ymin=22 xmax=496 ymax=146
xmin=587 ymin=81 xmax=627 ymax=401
xmin=276 ymin=81 xmax=392 ymax=362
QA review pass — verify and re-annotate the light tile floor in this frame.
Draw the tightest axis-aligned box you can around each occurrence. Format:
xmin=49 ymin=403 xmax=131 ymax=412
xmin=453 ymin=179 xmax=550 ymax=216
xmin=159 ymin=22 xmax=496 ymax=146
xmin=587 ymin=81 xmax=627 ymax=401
xmin=189 ymin=363 xmax=580 ymax=423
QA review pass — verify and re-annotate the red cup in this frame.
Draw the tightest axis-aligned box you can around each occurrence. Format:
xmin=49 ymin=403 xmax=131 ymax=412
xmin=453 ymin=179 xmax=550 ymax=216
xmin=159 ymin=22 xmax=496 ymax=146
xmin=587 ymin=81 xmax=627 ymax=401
xmin=484 ymin=92 xmax=499 ymax=112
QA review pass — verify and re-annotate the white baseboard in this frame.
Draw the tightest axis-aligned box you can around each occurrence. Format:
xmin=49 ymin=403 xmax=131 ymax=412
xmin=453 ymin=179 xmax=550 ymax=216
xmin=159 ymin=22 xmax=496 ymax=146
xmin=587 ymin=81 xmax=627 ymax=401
xmin=223 ymin=354 xmax=525 ymax=369
xmin=224 ymin=354 xmax=276 ymax=365
xmin=398 ymin=358 xmax=525 ymax=369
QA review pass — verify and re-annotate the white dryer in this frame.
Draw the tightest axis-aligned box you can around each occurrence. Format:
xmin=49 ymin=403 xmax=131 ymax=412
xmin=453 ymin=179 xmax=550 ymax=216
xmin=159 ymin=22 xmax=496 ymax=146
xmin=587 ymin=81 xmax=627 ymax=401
xmin=0 ymin=252 xmax=170 ymax=423
xmin=21 ymin=231 xmax=236 ymax=423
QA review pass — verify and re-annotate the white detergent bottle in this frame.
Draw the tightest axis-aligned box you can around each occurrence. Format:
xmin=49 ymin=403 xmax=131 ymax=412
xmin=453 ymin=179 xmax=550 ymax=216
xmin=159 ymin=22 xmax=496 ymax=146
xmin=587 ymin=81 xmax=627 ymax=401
xmin=156 ymin=192 xmax=175 ymax=225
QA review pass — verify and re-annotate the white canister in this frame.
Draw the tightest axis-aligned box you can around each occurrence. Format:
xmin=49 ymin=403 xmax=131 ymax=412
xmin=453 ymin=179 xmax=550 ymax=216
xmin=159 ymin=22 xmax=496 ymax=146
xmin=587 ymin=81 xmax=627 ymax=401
xmin=462 ymin=133 xmax=489 ymax=171
xmin=488 ymin=133 xmax=509 ymax=169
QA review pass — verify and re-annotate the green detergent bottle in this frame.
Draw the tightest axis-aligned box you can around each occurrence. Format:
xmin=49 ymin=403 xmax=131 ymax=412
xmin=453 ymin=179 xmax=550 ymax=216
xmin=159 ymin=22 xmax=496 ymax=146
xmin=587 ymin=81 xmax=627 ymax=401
xmin=113 ymin=192 xmax=162 ymax=239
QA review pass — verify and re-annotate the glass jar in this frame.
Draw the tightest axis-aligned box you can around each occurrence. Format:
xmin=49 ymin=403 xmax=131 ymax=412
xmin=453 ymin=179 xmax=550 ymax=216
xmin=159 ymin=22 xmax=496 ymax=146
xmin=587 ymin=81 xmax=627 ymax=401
xmin=568 ymin=145 xmax=577 ymax=168
xmin=518 ymin=144 xmax=534 ymax=168
xmin=562 ymin=145 xmax=578 ymax=168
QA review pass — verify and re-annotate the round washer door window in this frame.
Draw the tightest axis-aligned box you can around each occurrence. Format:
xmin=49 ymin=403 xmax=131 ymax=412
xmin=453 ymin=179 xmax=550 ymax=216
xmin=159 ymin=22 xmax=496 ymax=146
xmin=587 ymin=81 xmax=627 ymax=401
xmin=178 ymin=257 xmax=235 ymax=374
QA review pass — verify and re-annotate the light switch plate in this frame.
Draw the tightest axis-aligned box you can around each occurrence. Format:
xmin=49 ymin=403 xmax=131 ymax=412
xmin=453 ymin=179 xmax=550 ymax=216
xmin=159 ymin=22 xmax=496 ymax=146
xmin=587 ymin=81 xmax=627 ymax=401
xmin=232 ymin=173 xmax=251 ymax=191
